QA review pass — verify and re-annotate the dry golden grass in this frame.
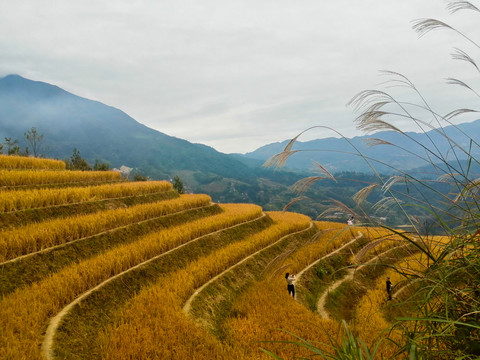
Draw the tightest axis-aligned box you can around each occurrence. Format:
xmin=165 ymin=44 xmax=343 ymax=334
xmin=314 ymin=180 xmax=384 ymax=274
xmin=0 ymin=193 xmax=212 ymax=262
xmin=349 ymin=234 xmax=450 ymax=358
xmin=97 ymin=211 xmax=312 ymax=360
xmin=0 ymin=203 xmax=262 ymax=360
xmin=0 ymin=154 xmax=66 ymax=170
xmin=0 ymin=169 xmax=121 ymax=187
xmin=226 ymin=277 xmax=340 ymax=359
xmin=224 ymin=225 xmax=408 ymax=359
xmin=0 ymin=180 xmax=172 ymax=212
xmin=286 ymin=223 xmax=359 ymax=274
xmin=350 ymin=251 xmax=430 ymax=359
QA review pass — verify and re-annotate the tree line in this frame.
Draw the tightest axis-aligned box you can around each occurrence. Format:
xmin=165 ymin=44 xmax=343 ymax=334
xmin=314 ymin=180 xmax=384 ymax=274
xmin=1 ymin=127 xmax=110 ymax=171
xmin=1 ymin=127 xmax=44 ymax=157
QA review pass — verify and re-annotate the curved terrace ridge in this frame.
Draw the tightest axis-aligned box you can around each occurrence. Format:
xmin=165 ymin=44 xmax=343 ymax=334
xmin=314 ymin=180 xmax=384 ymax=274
xmin=40 ymin=212 xmax=267 ymax=360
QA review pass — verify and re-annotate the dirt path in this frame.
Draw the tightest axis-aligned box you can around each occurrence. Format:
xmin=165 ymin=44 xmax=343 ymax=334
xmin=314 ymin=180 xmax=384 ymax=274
xmin=295 ymin=230 xmax=363 ymax=282
xmin=182 ymin=222 xmax=314 ymax=315
xmin=316 ymin=269 xmax=355 ymax=318
xmin=315 ymin=243 xmax=412 ymax=318
xmin=40 ymin=212 xmax=266 ymax=360
xmin=290 ymin=229 xmax=362 ymax=319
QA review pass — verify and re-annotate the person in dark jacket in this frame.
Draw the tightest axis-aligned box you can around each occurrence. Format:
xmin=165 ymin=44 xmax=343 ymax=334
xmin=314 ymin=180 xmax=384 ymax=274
xmin=386 ymin=277 xmax=392 ymax=300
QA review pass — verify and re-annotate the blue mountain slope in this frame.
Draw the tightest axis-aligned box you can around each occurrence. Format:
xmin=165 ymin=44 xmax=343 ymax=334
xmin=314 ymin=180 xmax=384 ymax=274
xmin=244 ymin=119 xmax=480 ymax=174
xmin=0 ymin=74 xmax=252 ymax=180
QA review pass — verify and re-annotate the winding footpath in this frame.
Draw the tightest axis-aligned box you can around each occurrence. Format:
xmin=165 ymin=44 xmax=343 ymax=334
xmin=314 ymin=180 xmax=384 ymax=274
xmin=315 ymin=243 xmax=413 ymax=318
xmin=291 ymin=229 xmax=363 ymax=318
xmin=294 ymin=230 xmax=364 ymax=281
xmin=183 ymin=222 xmax=314 ymax=315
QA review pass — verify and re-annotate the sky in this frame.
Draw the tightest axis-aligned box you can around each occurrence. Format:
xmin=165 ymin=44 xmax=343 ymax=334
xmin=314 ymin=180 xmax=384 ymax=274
xmin=1 ymin=0 xmax=479 ymax=154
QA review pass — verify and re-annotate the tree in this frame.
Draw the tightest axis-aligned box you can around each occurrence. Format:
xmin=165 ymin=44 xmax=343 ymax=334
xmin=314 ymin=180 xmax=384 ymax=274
xmin=24 ymin=127 xmax=44 ymax=157
xmin=65 ymin=148 xmax=91 ymax=171
xmin=172 ymin=175 xmax=185 ymax=194
xmin=133 ymin=173 xmax=149 ymax=181
xmin=93 ymin=159 xmax=110 ymax=171
xmin=4 ymin=138 xmax=19 ymax=155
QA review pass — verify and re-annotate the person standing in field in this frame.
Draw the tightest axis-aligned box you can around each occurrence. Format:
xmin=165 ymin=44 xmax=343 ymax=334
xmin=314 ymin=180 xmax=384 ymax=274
xmin=386 ymin=277 xmax=392 ymax=300
xmin=285 ymin=273 xmax=296 ymax=298
xmin=347 ymin=216 xmax=354 ymax=226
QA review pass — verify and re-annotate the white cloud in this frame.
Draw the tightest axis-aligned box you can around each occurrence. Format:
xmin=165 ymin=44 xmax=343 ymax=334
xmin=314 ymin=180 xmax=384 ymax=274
xmin=1 ymin=0 xmax=479 ymax=153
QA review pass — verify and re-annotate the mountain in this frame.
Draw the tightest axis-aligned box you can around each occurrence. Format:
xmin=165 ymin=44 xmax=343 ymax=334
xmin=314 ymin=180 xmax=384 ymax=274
xmin=0 ymin=74 xmax=255 ymax=180
xmin=244 ymin=120 xmax=480 ymax=174
xmin=0 ymin=74 xmax=317 ymax=213
xmin=2 ymin=74 xmax=475 ymax=224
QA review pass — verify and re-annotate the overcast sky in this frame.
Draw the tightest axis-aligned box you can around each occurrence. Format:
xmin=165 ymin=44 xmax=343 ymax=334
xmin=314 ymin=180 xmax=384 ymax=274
xmin=1 ymin=0 xmax=479 ymax=153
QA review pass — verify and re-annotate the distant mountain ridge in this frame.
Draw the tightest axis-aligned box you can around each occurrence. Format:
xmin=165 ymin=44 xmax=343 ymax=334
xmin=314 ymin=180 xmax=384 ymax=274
xmin=244 ymin=119 xmax=480 ymax=174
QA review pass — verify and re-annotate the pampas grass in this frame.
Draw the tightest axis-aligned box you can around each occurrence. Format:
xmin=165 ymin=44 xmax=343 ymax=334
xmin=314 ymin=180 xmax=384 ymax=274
xmin=263 ymin=1 xmax=480 ymax=358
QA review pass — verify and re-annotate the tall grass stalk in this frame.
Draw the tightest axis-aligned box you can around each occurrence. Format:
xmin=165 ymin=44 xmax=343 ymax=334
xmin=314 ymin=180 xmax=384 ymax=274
xmin=264 ymin=1 xmax=480 ymax=358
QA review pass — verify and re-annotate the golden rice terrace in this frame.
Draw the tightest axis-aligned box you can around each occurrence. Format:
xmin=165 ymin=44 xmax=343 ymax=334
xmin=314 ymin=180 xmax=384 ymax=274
xmin=0 ymin=154 xmax=431 ymax=359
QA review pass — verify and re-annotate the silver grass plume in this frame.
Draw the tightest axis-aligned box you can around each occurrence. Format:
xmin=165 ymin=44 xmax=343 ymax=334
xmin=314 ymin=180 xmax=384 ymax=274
xmin=354 ymin=237 xmax=401 ymax=263
xmin=446 ymin=1 xmax=480 ymax=14
xmin=412 ymin=17 xmax=480 ymax=49
xmin=353 ymin=184 xmax=379 ymax=207
xmin=282 ymin=196 xmax=309 ymax=212
xmin=355 ymin=114 xmax=403 ymax=133
xmin=444 ymin=108 xmax=479 ymax=120
xmin=264 ymin=126 xmax=325 ymax=168
xmin=348 ymin=90 xmax=404 ymax=133
xmin=412 ymin=19 xmax=454 ymax=38
xmin=379 ymin=70 xmax=418 ymax=89
xmin=264 ymin=150 xmax=299 ymax=168
xmin=317 ymin=198 xmax=358 ymax=220
xmin=373 ymin=197 xmax=400 ymax=213
xmin=407 ymin=215 xmax=422 ymax=228
xmin=453 ymin=177 xmax=480 ymax=203
xmin=446 ymin=77 xmax=480 ymax=98
xmin=282 ymin=126 xmax=324 ymax=153
xmin=347 ymin=89 xmax=395 ymax=113
xmin=291 ymin=177 xmax=326 ymax=194
xmin=364 ymin=138 xmax=394 ymax=147
xmin=437 ymin=172 xmax=461 ymax=182
xmin=382 ymin=175 xmax=409 ymax=193
xmin=451 ymin=48 xmax=480 ymax=72
xmin=313 ymin=161 xmax=336 ymax=182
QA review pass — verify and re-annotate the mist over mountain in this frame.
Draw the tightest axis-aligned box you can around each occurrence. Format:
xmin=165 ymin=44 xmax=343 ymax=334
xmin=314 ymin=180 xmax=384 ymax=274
xmin=0 ymin=74 xmax=311 ymax=212
xmin=0 ymin=74 xmax=253 ymax=180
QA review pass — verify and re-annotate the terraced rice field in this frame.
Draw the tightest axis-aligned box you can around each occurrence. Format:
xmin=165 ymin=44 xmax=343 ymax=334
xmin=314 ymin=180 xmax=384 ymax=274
xmin=0 ymin=155 xmax=435 ymax=359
